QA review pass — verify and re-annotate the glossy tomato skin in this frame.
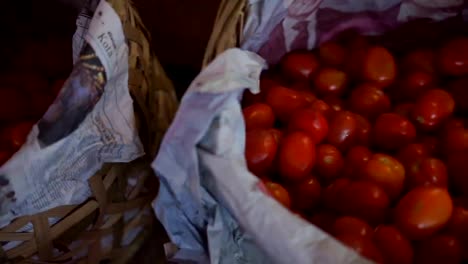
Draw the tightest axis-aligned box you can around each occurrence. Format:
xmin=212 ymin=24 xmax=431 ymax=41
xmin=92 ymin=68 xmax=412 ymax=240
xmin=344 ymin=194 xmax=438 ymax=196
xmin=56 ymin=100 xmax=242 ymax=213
xmin=312 ymin=67 xmax=348 ymax=96
xmin=322 ymin=96 xmax=344 ymax=113
xmin=266 ymin=85 xmax=309 ymax=122
xmin=396 ymin=143 xmax=430 ymax=170
xmin=340 ymin=181 xmax=390 ymax=224
xmin=373 ymin=225 xmax=414 ymax=264
xmin=288 ymin=108 xmax=328 ymax=143
xmin=406 ymin=157 xmax=448 ymax=189
xmin=446 ymin=152 xmax=468 ymax=195
xmin=309 ymin=99 xmax=332 ymax=119
xmin=326 ymin=111 xmax=358 ymax=152
xmin=315 ymin=144 xmax=344 ymax=182
xmin=332 ymin=216 xmax=373 ymax=240
xmin=278 ymin=131 xmax=316 ymax=182
xmin=242 ymin=103 xmax=275 ymax=131
xmin=412 ymin=89 xmax=455 ymax=131
xmin=395 ymin=187 xmax=453 ymax=240
xmin=354 ymin=114 xmax=371 ymax=146
xmin=342 ymin=146 xmax=372 ymax=179
xmin=438 ymin=37 xmax=468 ymax=76
xmin=393 ymin=71 xmax=434 ymax=102
xmin=336 ymin=234 xmax=384 ymax=264
xmin=264 ymin=181 xmax=291 ymax=208
xmin=414 ymin=235 xmax=462 ymax=264
xmin=245 ymin=130 xmax=279 ymax=176
xmin=362 ymin=154 xmax=405 ymax=200
xmin=373 ymin=113 xmax=416 ymax=151
xmin=281 ymin=51 xmax=320 ymax=82
xmin=289 ymin=176 xmax=321 ymax=211
xmin=362 ymin=46 xmax=397 ymax=87
xmin=319 ymin=42 xmax=346 ymax=67
xmin=349 ymin=83 xmax=391 ymax=121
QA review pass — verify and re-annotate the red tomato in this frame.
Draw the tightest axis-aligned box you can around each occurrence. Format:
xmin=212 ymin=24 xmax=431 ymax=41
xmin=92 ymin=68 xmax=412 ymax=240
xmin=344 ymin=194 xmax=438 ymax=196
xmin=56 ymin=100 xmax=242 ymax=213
xmin=0 ymin=88 xmax=30 ymax=121
xmin=315 ymin=144 xmax=344 ymax=182
xmin=342 ymin=146 xmax=372 ymax=179
xmin=349 ymin=83 xmax=391 ymax=120
xmin=362 ymin=154 xmax=405 ymax=200
xmin=441 ymin=127 xmax=468 ymax=155
xmin=323 ymin=178 xmax=351 ymax=212
xmin=374 ymin=225 xmax=414 ymax=264
xmin=318 ymin=41 xmax=346 ymax=67
xmin=281 ymin=51 xmax=320 ymax=82
xmin=278 ymin=131 xmax=316 ymax=182
xmin=312 ymin=67 xmax=348 ymax=96
xmin=309 ymin=99 xmax=333 ymax=119
xmin=438 ymin=37 xmax=468 ymax=76
xmin=414 ymin=235 xmax=462 ymax=264
xmin=396 ymin=143 xmax=430 ymax=170
xmin=401 ymin=49 xmax=436 ymax=74
xmin=336 ymin=234 xmax=384 ymax=264
xmin=288 ymin=108 xmax=328 ymax=143
xmin=322 ymin=96 xmax=344 ymax=113
xmin=299 ymin=90 xmax=317 ymax=105
xmin=447 ymin=78 xmax=468 ymax=114
xmin=1 ymin=121 xmax=35 ymax=150
xmin=289 ymin=176 xmax=321 ymax=211
xmin=309 ymin=211 xmax=337 ymax=234
xmin=340 ymin=181 xmax=390 ymax=224
xmin=412 ymin=89 xmax=455 ymax=131
xmin=373 ymin=113 xmax=416 ymax=151
xmin=245 ymin=130 xmax=279 ymax=175
xmin=243 ymin=77 xmax=277 ymax=106
xmin=418 ymin=136 xmax=440 ymax=156
xmin=332 ymin=216 xmax=373 ymax=240
xmin=393 ymin=103 xmax=415 ymax=119
xmin=406 ymin=157 xmax=448 ymax=189
xmin=446 ymin=205 xmax=468 ymax=240
xmin=446 ymin=152 xmax=468 ymax=195
xmin=242 ymin=103 xmax=275 ymax=131
xmin=264 ymin=181 xmax=291 ymax=208
xmin=362 ymin=46 xmax=397 ymax=87
xmin=266 ymin=85 xmax=309 ymax=122
xmin=354 ymin=114 xmax=371 ymax=146
xmin=326 ymin=111 xmax=358 ymax=152
xmin=395 ymin=187 xmax=453 ymax=240
xmin=394 ymin=71 xmax=434 ymax=102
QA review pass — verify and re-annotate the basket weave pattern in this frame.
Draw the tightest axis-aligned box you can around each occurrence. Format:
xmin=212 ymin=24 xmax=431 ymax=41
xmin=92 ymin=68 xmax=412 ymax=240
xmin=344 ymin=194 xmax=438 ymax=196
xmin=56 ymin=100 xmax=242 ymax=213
xmin=0 ymin=0 xmax=178 ymax=263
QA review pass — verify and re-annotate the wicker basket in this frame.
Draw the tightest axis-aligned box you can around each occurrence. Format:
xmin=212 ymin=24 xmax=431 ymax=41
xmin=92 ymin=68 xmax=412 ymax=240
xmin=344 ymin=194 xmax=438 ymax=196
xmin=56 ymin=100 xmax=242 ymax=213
xmin=202 ymin=0 xmax=247 ymax=67
xmin=0 ymin=0 xmax=177 ymax=263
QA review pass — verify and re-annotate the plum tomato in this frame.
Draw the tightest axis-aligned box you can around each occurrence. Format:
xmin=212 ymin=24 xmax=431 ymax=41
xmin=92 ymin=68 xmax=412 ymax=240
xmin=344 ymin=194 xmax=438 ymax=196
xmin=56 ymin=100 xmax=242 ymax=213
xmin=289 ymin=175 xmax=321 ymax=211
xmin=318 ymin=41 xmax=346 ymax=67
xmin=446 ymin=205 xmax=468 ymax=241
xmin=288 ymin=108 xmax=328 ymax=143
xmin=401 ymin=48 xmax=436 ymax=74
xmin=362 ymin=154 xmax=405 ymax=200
xmin=326 ymin=111 xmax=358 ymax=152
xmin=264 ymin=181 xmax=291 ymax=208
xmin=373 ymin=113 xmax=416 ymax=151
xmin=446 ymin=152 xmax=468 ymax=195
xmin=322 ymin=178 xmax=351 ymax=212
xmin=336 ymin=234 xmax=384 ymax=264
xmin=332 ymin=216 xmax=373 ymax=240
xmin=373 ymin=225 xmax=414 ymax=264
xmin=278 ymin=131 xmax=316 ymax=182
xmin=349 ymin=83 xmax=391 ymax=121
xmin=418 ymin=136 xmax=440 ymax=156
xmin=414 ymin=235 xmax=462 ymax=264
xmin=309 ymin=99 xmax=333 ymax=119
xmin=340 ymin=181 xmax=390 ymax=224
xmin=354 ymin=114 xmax=371 ymax=146
xmin=315 ymin=144 xmax=344 ymax=182
xmin=394 ymin=187 xmax=453 ymax=240
xmin=441 ymin=126 xmax=468 ymax=155
xmin=281 ymin=51 xmax=320 ymax=82
xmin=412 ymin=89 xmax=455 ymax=131
xmin=393 ymin=103 xmax=415 ymax=119
xmin=312 ymin=67 xmax=348 ymax=96
xmin=438 ymin=37 xmax=468 ymax=76
xmin=406 ymin=157 xmax=448 ymax=189
xmin=447 ymin=78 xmax=468 ymax=114
xmin=395 ymin=71 xmax=435 ymax=102
xmin=342 ymin=146 xmax=372 ymax=179
xmin=242 ymin=103 xmax=275 ymax=131
xmin=266 ymin=85 xmax=309 ymax=122
xmin=243 ymin=77 xmax=277 ymax=107
xmin=362 ymin=46 xmax=397 ymax=87
xmin=396 ymin=143 xmax=430 ymax=170
xmin=322 ymin=96 xmax=344 ymax=113
xmin=245 ymin=129 xmax=279 ymax=175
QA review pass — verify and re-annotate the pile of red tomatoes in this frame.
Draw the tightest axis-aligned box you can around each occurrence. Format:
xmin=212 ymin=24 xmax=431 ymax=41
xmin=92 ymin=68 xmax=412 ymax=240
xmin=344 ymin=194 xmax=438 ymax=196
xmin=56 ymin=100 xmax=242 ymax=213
xmin=242 ymin=32 xmax=468 ymax=264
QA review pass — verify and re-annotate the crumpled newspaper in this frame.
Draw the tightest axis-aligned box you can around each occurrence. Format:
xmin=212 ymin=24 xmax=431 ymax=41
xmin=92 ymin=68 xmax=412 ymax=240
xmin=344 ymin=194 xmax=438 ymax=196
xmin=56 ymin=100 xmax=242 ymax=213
xmin=153 ymin=0 xmax=467 ymax=263
xmin=0 ymin=0 xmax=143 ymax=230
